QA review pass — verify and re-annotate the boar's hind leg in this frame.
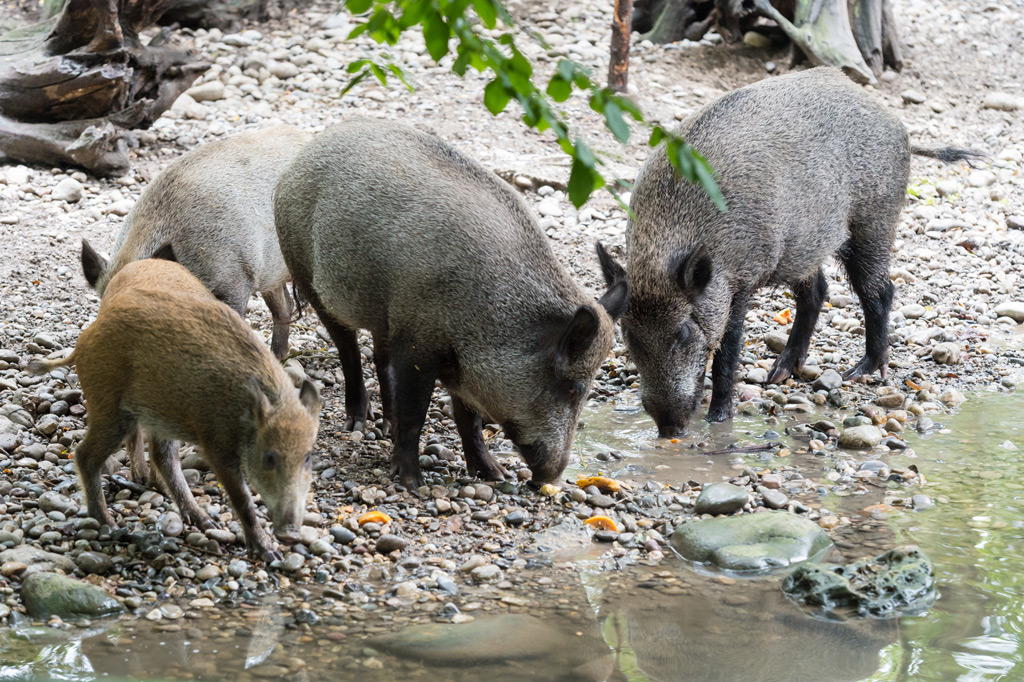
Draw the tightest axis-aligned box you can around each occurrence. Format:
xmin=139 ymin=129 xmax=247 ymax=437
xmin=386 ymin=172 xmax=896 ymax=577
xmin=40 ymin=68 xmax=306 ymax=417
xmin=767 ymin=269 xmax=828 ymax=384
xmin=391 ymin=346 xmax=439 ymax=490
xmin=372 ymin=335 xmax=395 ymax=436
xmin=149 ymin=436 xmax=219 ymax=531
xmin=214 ymin=458 xmax=281 ymax=562
xmin=125 ymin=426 xmax=150 ymax=486
xmin=840 ymin=237 xmax=895 ymax=382
xmin=451 ymin=396 xmax=507 ymax=481
xmin=708 ymin=294 xmax=750 ymax=423
xmin=74 ymin=418 xmax=129 ymax=528
xmin=262 ymin=285 xmax=293 ymax=361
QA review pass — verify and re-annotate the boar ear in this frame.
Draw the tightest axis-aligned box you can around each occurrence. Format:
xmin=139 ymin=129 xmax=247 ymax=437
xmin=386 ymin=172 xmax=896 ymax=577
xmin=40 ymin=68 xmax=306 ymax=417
xmin=247 ymin=377 xmax=272 ymax=428
xmin=81 ymin=238 xmax=107 ymax=289
xmin=298 ymin=379 xmax=320 ymax=416
xmin=152 ymin=242 xmax=177 ymax=263
xmin=554 ymin=306 xmax=600 ymax=368
xmin=595 ymin=242 xmax=626 ymax=288
xmin=673 ymin=245 xmax=712 ymax=296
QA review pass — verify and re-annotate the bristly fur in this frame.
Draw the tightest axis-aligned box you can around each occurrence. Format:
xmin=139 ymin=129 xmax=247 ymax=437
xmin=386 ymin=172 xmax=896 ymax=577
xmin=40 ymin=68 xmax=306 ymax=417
xmin=910 ymin=146 xmax=987 ymax=168
xmin=82 ymin=125 xmax=311 ymax=361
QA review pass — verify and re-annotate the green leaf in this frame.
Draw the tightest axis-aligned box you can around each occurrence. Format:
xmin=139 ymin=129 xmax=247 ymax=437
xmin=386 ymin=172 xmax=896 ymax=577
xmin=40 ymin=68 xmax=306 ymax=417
xmin=387 ymin=63 xmax=415 ymax=91
xmin=368 ymin=62 xmax=388 ymax=86
xmin=346 ymin=22 xmax=369 ymax=39
xmin=340 ymin=69 xmax=370 ymax=97
xmin=424 ymin=11 xmax=451 ymax=61
xmin=604 ymin=100 xmax=629 ymax=144
xmin=472 ymin=0 xmax=497 ymax=28
xmin=346 ymin=59 xmax=368 ymax=74
xmin=484 ymin=78 xmax=510 ymax=114
xmin=546 ymin=76 xmax=572 ymax=102
xmin=567 ymin=147 xmax=605 ymax=208
xmin=648 ymin=126 xmax=664 ymax=146
xmin=693 ymin=151 xmax=726 ymax=212
xmin=346 ymin=0 xmax=373 ymax=14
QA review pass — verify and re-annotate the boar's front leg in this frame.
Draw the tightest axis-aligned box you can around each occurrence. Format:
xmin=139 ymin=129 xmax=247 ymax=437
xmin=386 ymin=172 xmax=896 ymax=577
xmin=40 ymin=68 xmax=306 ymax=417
xmin=212 ymin=456 xmax=281 ymax=562
xmin=390 ymin=342 xmax=438 ymax=491
xmin=767 ymin=269 xmax=828 ymax=384
xmin=317 ymin=313 xmax=369 ymax=431
xmin=450 ymin=395 xmax=507 ymax=482
xmin=708 ymin=294 xmax=750 ymax=423
xmin=148 ymin=436 xmax=220 ymax=532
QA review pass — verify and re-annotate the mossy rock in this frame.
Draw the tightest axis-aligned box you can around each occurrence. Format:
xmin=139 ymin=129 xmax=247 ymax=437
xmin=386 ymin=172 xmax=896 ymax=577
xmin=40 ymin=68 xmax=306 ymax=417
xmin=782 ymin=545 xmax=937 ymax=619
xmin=670 ymin=511 xmax=833 ymax=573
xmin=20 ymin=572 xmax=124 ymax=620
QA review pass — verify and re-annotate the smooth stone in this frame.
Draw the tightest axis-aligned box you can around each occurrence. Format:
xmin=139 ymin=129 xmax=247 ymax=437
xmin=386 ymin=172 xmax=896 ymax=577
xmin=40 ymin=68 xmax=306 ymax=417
xmin=375 ymin=534 xmax=409 ymax=554
xmin=694 ymin=482 xmax=749 ymax=516
xmin=813 ymin=369 xmax=843 ymax=392
xmin=1006 ymin=215 xmax=1024 ymax=231
xmin=504 ymin=510 xmax=530 ymax=526
xmin=281 ymin=553 xmax=305 ymax=571
xmin=983 ymin=92 xmax=1018 ymax=111
xmin=589 ymin=494 xmax=615 ymax=509
xmin=761 ymin=489 xmax=789 ymax=510
xmin=157 ymin=512 xmax=184 ymax=537
xmin=931 ymin=343 xmax=960 ymax=365
xmin=21 ymin=572 xmax=125 ymax=620
xmin=470 ymin=564 xmax=502 ymax=583
xmin=746 ymin=367 xmax=768 ymax=384
xmin=330 ymin=526 xmax=356 ymax=545
xmin=993 ymin=301 xmax=1024 ymax=323
xmin=38 ymin=491 xmax=75 ymax=515
xmin=838 ymin=425 xmax=883 ymax=449
xmin=742 ymin=31 xmax=771 ymax=47
xmin=75 ymin=551 xmax=111 ymax=575
xmin=874 ymin=392 xmax=906 ymax=408
xmin=912 ymin=494 xmax=934 ymax=511
xmin=900 ymin=303 xmax=926 ymax=319
xmin=968 ymin=171 xmax=996 ymax=188
xmin=185 ymin=80 xmax=226 ymax=101
xmin=269 ymin=61 xmax=300 ymax=79
xmin=901 ymin=90 xmax=926 ymax=104
xmin=670 ymin=511 xmax=832 ymax=572
xmin=196 ymin=565 xmax=222 ymax=581
xmin=52 ymin=178 xmax=84 ymax=203
xmin=764 ymin=331 xmax=788 ymax=353
xmin=370 ymin=614 xmax=574 ymax=664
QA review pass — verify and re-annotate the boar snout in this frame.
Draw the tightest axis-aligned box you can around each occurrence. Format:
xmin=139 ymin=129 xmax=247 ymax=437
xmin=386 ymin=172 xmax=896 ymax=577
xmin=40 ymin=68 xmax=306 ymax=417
xmin=518 ymin=442 xmax=569 ymax=486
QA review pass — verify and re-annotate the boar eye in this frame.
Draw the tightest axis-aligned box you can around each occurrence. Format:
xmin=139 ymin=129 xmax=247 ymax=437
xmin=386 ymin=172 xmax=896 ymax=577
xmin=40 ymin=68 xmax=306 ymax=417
xmin=263 ymin=450 xmax=279 ymax=470
xmin=570 ymin=381 xmax=586 ymax=400
xmin=304 ymin=451 xmax=313 ymax=469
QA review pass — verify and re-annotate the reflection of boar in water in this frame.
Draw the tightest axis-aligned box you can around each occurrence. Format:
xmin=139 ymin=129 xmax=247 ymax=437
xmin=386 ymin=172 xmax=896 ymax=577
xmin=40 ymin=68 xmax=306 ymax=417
xmin=275 ymin=118 xmax=629 ymax=489
xmin=600 ymin=67 xmax=982 ymax=437
xmin=80 ymin=125 xmax=312 ymax=360
xmin=30 ymin=259 xmax=320 ymax=561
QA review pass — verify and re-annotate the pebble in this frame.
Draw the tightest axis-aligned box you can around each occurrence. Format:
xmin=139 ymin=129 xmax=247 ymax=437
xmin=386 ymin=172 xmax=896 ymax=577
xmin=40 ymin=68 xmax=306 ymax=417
xmin=185 ymin=80 xmax=226 ymax=102
xmin=993 ymin=302 xmax=1024 ymax=324
xmin=932 ymin=343 xmax=960 ymax=365
xmin=901 ymin=90 xmax=926 ymax=104
xmin=838 ymin=425 xmax=883 ymax=449
xmin=75 ymin=551 xmax=111 ymax=574
xmin=375 ymin=534 xmax=409 ymax=554
xmin=470 ymin=564 xmax=502 ymax=583
xmin=52 ymin=178 xmax=84 ymax=203
xmin=281 ymin=553 xmax=305 ymax=572
xmin=761 ymin=489 xmax=788 ymax=510
xmin=694 ymin=482 xmax=748 ymax=516
xmin=330 ymin=526 xmax=356 ymax=545
xmin=983 ymin=92 xmax=1018 ymax=111
xmin=813 ymin=369 xmax=843 ymax=392
xmin=742 ymin=31 xmax=771 ymax=48
xmin=196 ymin=564 xmax=222 ymax=581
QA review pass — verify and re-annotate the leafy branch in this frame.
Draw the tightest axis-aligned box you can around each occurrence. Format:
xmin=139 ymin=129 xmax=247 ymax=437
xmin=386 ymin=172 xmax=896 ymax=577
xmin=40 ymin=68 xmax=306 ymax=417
xmin=340 ymin=0 xmax=725 ymax=212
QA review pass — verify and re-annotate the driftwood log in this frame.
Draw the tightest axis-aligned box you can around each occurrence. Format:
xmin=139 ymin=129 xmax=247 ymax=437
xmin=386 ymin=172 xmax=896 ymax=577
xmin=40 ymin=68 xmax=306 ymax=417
xmin=628 ymin=0 xmax=903 ymax=85
xmin=0 ymin=0 xmax=208 ymax=176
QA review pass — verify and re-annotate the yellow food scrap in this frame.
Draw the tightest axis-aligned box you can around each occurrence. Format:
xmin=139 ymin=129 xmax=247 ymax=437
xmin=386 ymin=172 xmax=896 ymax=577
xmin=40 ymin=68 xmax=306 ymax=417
xmin=773 ymin=308 xmax=792 ymax=324
xmin=358 ymin=511 xmax=392 ymax=525
xmin=584 ymin=516 xmax=619 ymax=532
xmin=576 ymin=476 xmax=622 ymax=493
xmin=538 ymin=484 xmax=561 ymax=497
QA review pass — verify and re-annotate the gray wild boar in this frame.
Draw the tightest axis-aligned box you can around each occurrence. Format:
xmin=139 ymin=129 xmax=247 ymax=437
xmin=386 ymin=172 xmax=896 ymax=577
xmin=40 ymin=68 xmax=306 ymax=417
xmin=80 ymin=125 xmax=312 ymax=360
xmin=274 ymin=118 xmax=629 ymax=489
xmin=30 ymin=259 xmax=321 ymax=561
xmin=598 ymin=67 xmax=981 ymax=437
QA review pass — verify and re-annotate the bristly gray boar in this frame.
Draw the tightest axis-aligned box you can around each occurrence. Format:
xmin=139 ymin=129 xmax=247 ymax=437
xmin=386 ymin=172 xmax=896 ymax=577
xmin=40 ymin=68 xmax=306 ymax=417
xmin=274 ymin=118 xmax=628 ymax=489
xmin=30 ymin=259 xmax=321 ymax=562
xmin=80 ymin=125 xmax=312 ymax=360
xmin=599 ymin=67 xmax=983 ymax=438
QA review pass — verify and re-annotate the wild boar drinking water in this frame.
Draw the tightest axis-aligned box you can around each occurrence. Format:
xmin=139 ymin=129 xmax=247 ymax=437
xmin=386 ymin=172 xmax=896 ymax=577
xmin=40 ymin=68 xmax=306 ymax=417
xmin=274 ymin=118 xmax=628 ymax=489
xmin=598 ymin=67 xmax=981 ymax=437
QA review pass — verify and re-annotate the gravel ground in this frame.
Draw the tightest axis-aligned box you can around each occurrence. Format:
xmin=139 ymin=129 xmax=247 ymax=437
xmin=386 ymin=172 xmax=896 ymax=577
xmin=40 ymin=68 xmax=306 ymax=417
xmin=0 ymin=0 xmax=1022 ymax=628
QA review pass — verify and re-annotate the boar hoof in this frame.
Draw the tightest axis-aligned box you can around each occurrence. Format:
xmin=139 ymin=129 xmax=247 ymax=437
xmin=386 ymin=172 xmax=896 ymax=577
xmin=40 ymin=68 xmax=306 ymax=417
xmin=249 ymin=542 xmax=283 ymax=564
xmin=706 ymin=403 xmax=733 ymax=423
xmin=184 ymin=510 xmax=220 ymax=532
xmin=469 ymin=456 xmax=507 ymax=482
xmin=343 ymin=417 xmax=366 ymax=432
xmin=765 ymin=362 xmax=793 ymax=385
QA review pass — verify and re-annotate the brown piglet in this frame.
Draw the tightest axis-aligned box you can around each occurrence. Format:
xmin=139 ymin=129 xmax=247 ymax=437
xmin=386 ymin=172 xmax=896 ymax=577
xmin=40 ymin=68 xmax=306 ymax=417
xmin=30 ymin=259 xmax=320 ymax=561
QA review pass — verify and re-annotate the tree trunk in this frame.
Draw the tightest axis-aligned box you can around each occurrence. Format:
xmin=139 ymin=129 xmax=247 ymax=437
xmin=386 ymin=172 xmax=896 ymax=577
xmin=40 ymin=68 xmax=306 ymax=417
xmin=609 ymin=0 xmax=634 ymax=92
xmin=158 ymin=0 xmax=300 ymax=31
xmin=631 ymin=0 xmax=904 ymax=85
xmin=0 ymin=0 xmax=208 ymax=176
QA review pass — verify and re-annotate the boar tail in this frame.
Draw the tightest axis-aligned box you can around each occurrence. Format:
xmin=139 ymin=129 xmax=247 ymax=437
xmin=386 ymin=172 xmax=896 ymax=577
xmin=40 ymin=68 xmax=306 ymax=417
xmin=27 ymin=353 xmax=75 ymax=375
xmin=910 ymin=146 xmax=987 ymax=168
xmin=288 ymin=281 xmax=307 ymax=323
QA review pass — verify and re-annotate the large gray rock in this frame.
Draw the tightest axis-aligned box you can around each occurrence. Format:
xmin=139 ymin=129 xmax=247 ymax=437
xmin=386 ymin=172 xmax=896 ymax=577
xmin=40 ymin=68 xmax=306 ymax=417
xmin=670 ymin=511 xmax=832 ymax=572
xmin=994 ymin=301 xmax=1024 ymax=323
xmin=0 ymin=546 xmax=76 ymax=576
xmin=694 ymin=482 xmax=749 ymax=516
xmin=20 ymin=572 xmax=124 ymax=620
xmin=783 ymin=546 xmax=936 ymax=618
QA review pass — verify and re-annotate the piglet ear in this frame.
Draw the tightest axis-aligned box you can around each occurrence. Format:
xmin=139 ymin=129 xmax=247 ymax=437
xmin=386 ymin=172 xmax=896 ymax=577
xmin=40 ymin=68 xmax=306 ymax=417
xmin=554 ymin=305 xmax=600 ymax=370
xmin=298 ymin=379 xmax=320 ymax=417
xmin=81 ymin=238 xmax=107 ymax=289
xmin=247 ymin=377 xmax=272 ymax=428
xmin=673 ymin=245 xmax=712 ymax=296
xmin=152 ymin=242 xmax=177 ymax=263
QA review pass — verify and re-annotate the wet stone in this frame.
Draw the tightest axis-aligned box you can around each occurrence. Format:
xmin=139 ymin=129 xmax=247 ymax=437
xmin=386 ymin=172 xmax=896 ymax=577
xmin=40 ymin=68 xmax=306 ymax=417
xmin=504 ymin=510 xmax=530 ymax=526
xmin=470 ymin=564 xmax=502 ymax=583
xmin=375 ymin=534 xmax=409 ymax=554
xmin=21 ymin=572 xmax=125 ymax=620
xmin=838 ymin=425 xmax=883 ymax=449
xmin=761 ymin=489 xmax=789 ymax=510
xmin=813 ymin=370 xmax=844 ymax=392
xmin=75 ymin=551 xmax=112 ymax=575
xmin=330 ymin=526 xmax=356 ymax=545
xmin=281 ymin=553 xmax=305 ymax=571
xmin=670 ymin=511 xmax=833 ymax=573
xmin=694 ymin=482 xmax=748 ymax=516
xmin=37 ymin=492 xmax=75 ymax=515
xmin=589 ymin=494 xmax=615 ymax=509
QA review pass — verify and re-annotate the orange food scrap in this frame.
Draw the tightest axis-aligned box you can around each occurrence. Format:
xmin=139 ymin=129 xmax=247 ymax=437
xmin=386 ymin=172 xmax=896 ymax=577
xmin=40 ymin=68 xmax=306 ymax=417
xmin=584 ymin=516 xmax=619 ymax=532
xmin=358 ymin=511 xmax=392 ymax=525
xmin=576 ymin=476 xmax=622 ymax=493
xmin=773 ymin=308 xmax=792 ymax=324
xmin=905 ymin=379 xmax=921 ymax=390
